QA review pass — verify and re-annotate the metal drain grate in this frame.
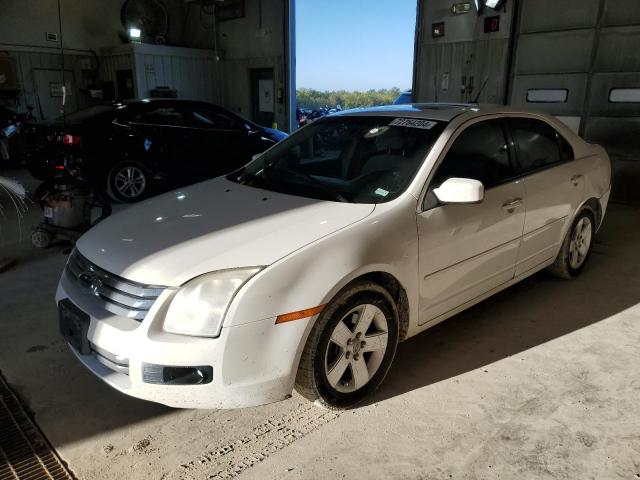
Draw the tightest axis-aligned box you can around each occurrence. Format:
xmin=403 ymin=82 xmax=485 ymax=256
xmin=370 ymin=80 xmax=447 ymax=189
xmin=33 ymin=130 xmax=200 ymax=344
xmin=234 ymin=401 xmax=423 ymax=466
xmin=0 ymin=373 xmax=74 ymax=480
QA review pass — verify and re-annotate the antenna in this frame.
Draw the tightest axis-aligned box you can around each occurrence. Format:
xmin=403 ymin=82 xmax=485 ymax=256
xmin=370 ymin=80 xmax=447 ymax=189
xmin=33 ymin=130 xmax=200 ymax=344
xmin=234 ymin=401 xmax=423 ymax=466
xmin=472 ymin=76 xmax=490 ymax=103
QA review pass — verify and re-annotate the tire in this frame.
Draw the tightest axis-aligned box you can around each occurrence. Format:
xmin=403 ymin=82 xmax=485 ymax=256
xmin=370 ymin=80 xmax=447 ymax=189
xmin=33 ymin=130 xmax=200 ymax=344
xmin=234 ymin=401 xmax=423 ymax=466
xmin=295 ymin=281 xmax=399 ymax=409
xmin=31 ymin=228 xmax=52 ymax=249
xmin=108 ymin=162 xmax=151 ymax=203
xmin=546 ymin=207 xmax=596 ymax=279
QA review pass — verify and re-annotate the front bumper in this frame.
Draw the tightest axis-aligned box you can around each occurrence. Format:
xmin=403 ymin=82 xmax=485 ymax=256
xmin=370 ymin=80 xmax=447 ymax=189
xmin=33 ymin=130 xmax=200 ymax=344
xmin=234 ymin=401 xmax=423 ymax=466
xmin=56 ymin=270 xmax=310 ymax=409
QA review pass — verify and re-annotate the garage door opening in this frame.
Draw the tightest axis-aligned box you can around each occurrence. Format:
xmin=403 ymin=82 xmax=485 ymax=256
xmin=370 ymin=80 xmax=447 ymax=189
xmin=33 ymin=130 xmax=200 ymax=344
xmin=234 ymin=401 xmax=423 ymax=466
xmin=293 ymin=0 xmax=418 ymax=129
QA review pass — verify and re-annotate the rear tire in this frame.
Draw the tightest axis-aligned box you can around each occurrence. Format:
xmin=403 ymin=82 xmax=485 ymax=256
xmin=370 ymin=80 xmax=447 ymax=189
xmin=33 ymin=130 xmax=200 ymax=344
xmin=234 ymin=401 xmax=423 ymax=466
xmin=295 ymin=281 xmax=399 ymax=409
xmin=547 ymin=207 xmax=595 ymax=279
xmin=108 ymin=162 xmax=151 ymax=203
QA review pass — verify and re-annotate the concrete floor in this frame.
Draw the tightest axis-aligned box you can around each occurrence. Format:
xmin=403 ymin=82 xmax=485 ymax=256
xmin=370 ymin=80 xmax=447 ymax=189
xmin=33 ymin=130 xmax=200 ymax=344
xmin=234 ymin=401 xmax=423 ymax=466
xmin=1 ymin=176 xmax=639 ymax=479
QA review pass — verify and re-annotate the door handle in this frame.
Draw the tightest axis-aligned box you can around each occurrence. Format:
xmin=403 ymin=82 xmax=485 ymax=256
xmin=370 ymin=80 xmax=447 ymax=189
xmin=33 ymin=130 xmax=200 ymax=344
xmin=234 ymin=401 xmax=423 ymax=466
xmin=502 ymin=198 xmax=523 ymax=212
xmin=571 ymin=174 xmax=584 ymax=186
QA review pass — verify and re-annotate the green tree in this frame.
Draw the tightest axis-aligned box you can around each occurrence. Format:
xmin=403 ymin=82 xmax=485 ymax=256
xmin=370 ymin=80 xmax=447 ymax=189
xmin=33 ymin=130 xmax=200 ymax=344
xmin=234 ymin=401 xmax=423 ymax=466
xmin=296 ymin=87 xmax=403 ymax=110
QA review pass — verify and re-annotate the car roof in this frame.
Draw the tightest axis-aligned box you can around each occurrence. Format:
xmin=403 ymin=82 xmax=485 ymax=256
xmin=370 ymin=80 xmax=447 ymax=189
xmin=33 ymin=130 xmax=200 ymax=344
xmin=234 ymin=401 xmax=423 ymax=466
xmin=118 ymin=98 xmax=213 ymax=107
xmin=333 ymin=103 xmax=531 ymax=122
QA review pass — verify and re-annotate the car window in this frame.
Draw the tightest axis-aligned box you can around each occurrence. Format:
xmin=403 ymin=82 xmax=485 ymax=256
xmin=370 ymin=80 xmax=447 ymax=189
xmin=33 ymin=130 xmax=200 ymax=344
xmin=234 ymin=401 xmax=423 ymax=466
xmin=132 ymin=106 xmax=186 ymax=127
xmin=58 ymin=105 xmax=113 ymax=123
xmin=430 ymin=119 xmax=515 ymax=190
xmin=558 ymin=132 xmax=575 ymax=162
xmin=510 ymin=118 xmax=565 ymax=173
xmin=228 ymin=116 xmax=446 ymax=204
xmin=187 ymin=108 xmax=243 ymax=130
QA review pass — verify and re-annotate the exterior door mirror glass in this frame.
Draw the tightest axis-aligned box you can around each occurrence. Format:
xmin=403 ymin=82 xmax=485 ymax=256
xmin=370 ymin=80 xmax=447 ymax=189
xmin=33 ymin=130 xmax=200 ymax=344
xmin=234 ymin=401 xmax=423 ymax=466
xmin=433 ymin=177 xmax=485 ymax=204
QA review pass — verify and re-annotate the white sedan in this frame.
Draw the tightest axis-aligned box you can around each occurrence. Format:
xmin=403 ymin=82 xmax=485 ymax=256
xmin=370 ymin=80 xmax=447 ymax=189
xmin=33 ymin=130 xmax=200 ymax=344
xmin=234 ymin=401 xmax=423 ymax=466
xmin=56 ymin=104 xmax=611 ymax=409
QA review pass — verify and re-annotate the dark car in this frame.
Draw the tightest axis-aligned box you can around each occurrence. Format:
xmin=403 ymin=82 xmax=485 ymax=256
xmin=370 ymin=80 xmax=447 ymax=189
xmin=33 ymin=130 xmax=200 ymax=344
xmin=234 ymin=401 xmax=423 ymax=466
xmin=25 ymin=99 xmax=287 ymax=202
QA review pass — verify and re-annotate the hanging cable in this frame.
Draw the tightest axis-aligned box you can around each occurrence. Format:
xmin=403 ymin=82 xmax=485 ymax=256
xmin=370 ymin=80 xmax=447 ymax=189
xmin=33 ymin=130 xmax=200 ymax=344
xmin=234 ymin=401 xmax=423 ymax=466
xmin=57 ymin=0 xmax=66 ymax=128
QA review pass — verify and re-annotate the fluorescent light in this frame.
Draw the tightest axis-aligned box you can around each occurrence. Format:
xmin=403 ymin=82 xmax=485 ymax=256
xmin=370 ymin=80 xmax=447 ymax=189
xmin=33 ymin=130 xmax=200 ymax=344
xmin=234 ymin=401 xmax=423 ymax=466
xmin=485 ymin=0 xmax=504 ymax=9
xmin=129 ymin=28 xmax=141 ymax=39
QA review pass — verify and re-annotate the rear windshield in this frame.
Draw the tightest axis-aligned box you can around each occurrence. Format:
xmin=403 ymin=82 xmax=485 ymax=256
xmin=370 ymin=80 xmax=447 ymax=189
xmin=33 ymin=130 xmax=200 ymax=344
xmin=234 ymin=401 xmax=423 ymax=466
xmin=228 ymin=116 xmax=446 ymax=204
xmin=57 ymin=105 xmax=113 ymax=123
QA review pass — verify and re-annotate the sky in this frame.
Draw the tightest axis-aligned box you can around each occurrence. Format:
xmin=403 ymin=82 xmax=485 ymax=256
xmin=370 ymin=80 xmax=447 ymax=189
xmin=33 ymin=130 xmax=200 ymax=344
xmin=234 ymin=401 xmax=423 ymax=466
xmin=295 ymin=0 xmax=417 ymax=92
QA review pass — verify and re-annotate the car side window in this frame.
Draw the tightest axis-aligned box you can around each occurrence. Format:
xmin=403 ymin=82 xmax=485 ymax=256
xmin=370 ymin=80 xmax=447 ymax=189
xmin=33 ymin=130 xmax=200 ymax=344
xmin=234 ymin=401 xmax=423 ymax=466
xmin=132 ymin=106 xmax=186 ymax=127
xmin=430 ymin=119 xmax=515 ymax=190
xmin=558 ymin=133 xmax=575 ymax=162
xmin=510 ymin=118 xmax=567 ymax=174
xmin=187 ymin=109 xmax=243 ymax=130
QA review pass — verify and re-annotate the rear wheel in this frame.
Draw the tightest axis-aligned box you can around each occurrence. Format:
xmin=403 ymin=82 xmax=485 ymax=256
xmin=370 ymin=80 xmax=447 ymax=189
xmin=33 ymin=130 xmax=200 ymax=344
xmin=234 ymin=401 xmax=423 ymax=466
xmin=108 ymin=162 xmax=150 ymax=202
xmin=547 ymin=208 xmax=595 ymax=279
xmin=295 ymin=281 xmax=399 ymax=409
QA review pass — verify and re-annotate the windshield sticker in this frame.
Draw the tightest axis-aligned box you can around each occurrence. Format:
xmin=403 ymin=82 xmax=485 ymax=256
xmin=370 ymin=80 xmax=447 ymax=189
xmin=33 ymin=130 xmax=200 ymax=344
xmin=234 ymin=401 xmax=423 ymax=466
xmin=375 ymin=188 xmax=389 ymax=197
xmin=389 ymin=118 xmax=437 ymax=130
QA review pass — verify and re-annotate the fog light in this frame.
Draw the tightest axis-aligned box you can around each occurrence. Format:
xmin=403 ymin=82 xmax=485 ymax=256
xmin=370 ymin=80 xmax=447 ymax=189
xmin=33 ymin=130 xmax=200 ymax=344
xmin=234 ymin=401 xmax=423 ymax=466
xmin=142 ymin=364 xmax=213 ymax=385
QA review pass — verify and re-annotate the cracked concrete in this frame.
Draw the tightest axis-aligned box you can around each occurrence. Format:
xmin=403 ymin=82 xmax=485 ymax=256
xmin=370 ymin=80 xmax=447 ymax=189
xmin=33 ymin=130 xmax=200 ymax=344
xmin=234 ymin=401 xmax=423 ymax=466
xmin=1 ymin=176 xmax=639 ymax=479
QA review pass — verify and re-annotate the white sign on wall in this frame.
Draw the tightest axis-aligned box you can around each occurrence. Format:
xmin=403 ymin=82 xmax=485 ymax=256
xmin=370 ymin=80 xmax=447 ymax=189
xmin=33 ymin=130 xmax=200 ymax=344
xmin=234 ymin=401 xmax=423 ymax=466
xmin=259 ymin=79 xmax=274 ymax=113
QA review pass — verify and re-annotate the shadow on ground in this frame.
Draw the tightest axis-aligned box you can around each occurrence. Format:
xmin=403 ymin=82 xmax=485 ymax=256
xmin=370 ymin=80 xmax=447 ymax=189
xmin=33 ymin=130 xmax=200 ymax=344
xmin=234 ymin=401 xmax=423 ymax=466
xmin=371 ymin=203 xmax=640 ymax=404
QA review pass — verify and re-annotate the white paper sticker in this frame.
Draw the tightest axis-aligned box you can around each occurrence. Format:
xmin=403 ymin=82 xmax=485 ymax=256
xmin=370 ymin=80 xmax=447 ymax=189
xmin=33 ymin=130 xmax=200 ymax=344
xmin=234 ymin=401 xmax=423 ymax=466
xmin=389 ymin=118 xmax=437 ymax=130
xmin=374 ymin=188 xmax=389 ymax=197
xmin=44 ymin=206 xmax=53 ymax=218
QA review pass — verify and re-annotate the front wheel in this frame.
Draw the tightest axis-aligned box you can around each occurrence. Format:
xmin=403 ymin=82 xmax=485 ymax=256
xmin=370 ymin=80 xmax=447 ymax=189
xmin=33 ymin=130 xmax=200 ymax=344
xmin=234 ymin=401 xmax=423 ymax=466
xmin=547 ymin=208 xmax=595 ymax=279
xmin=108 ymin=162 xmax=151 ymax=203
xmin=295 ymin=281 xmax=399 ymax=409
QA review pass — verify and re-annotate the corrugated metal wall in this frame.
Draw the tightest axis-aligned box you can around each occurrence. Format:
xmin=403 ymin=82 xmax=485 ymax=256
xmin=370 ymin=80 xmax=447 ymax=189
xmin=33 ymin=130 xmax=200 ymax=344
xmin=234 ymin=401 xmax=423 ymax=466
xmin=101 ymin=44 xmax=220 ymax=102
xmin=508 ymin=0 xmax=640 ymax=203
xmin=413 ymin=0 xmax=515 ymax=104
xmin=414 ymin=0 xmax=640 ymax=203
xmin=1 ymin=47 xmax=96 ymax=119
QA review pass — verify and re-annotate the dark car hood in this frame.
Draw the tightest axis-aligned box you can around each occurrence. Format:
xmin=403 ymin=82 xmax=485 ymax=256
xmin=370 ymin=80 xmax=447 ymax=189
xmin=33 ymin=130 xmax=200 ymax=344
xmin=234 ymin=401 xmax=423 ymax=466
xmin=261 ymin=126 xmax=288 ymax=142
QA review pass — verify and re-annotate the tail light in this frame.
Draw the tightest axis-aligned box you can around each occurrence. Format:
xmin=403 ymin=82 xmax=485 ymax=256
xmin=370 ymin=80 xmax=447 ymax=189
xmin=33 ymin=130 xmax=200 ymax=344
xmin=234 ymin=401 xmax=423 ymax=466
xmin=62 ymin=134 xmax=81 ymax=145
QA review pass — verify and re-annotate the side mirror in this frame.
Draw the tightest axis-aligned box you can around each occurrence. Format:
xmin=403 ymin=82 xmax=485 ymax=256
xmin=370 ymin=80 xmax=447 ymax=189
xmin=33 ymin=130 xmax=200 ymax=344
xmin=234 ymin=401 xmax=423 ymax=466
xmin=433 ymin=177 xmax=484 ymax=204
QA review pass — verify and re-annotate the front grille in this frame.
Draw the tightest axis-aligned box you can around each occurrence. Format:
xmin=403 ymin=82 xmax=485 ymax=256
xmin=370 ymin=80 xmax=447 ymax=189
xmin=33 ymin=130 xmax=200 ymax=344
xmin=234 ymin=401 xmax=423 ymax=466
xmin=65 ymin=249 xmax=167 ymax=321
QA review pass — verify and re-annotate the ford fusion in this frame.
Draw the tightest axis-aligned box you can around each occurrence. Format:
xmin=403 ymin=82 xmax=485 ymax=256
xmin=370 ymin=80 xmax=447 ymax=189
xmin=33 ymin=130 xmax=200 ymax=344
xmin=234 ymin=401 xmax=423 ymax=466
xmin=56 ymin=104 xmax=611 ymax=409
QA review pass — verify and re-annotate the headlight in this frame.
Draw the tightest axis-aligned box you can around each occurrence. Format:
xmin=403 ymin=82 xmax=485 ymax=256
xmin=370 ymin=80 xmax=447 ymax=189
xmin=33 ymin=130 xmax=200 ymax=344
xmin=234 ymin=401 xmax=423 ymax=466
xmin=163 ymin=267 xmax=263 ymax=337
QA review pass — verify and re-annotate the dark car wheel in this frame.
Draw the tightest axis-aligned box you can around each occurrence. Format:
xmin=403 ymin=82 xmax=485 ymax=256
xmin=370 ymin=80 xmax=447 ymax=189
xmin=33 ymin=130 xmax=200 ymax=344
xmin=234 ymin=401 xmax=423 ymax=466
xmin=108 ymin=162 xmax=151 ymax=203
xmin=295 ymin=281 xmax=399 ymax=409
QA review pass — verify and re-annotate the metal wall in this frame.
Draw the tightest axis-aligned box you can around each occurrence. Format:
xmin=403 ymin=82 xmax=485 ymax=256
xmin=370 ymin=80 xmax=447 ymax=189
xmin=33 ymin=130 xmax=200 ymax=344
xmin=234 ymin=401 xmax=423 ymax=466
xmin=414 ymin=0 xmax=640 ymax=203
xmin=1 ymin=46 xmax=97 ymax=120
xmin=216 ymin=0 xmax=290 ymax=130
xmin=508 ymin=0 xmax=640 ymax=203
xmin=101 ymin=44 xmax=220 ymax=102
xmin=413 ymin=0 xmax=515 ymax=104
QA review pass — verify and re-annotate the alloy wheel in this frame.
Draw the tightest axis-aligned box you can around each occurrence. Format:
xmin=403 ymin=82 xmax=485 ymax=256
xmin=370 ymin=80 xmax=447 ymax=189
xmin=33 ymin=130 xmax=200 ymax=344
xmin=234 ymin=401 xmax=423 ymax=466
xmin=569 ymin=216 xmax=593 ymax=269
xmin=324 ymin=304 xmax=389 ymax=393
xmin=114 ymin=166 xmax=147 ymax=199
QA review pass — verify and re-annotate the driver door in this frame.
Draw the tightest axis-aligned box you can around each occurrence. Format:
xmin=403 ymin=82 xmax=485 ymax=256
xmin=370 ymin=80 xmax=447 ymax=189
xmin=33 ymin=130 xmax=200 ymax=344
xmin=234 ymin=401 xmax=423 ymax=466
xmin=417 ymin=119 xmax=526 ymax=324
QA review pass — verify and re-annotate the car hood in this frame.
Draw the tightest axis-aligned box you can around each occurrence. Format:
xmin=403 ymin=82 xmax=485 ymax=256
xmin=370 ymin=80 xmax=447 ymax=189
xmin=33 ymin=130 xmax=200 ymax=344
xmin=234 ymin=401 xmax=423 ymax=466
xmin=76 ymin=177 xmax=375 ymax=287
xmin=261 ymin=126 xmax=288 ymax=142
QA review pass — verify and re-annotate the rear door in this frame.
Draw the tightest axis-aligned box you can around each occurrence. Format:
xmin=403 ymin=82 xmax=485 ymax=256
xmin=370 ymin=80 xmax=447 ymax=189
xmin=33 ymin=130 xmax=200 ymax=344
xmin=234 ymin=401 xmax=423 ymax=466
xmin=128 ymin=104 xmax=190 ymax=183
xmin=508 ymin=117 xmax=584 ymax=276
xmin=417 ymin=118 xmax=526 ymax=323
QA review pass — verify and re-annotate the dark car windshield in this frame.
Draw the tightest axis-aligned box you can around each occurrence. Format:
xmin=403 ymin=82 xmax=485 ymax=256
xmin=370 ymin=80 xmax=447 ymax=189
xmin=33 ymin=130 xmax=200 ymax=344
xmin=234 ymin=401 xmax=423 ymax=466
xmin=228 ymin=115 xmax=445 ymax=203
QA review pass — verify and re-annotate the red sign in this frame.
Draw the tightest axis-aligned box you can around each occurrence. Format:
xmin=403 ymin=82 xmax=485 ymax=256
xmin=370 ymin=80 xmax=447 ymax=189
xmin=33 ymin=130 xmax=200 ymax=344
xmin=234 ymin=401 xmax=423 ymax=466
xmin=484 ymin=15 xmax=500 ymax=33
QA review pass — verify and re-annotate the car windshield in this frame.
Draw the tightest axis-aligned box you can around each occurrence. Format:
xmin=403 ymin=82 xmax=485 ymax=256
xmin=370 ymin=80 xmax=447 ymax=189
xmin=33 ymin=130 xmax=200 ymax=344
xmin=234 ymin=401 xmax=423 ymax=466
xmin=228 ymin=116 xmax=445 ymax=203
